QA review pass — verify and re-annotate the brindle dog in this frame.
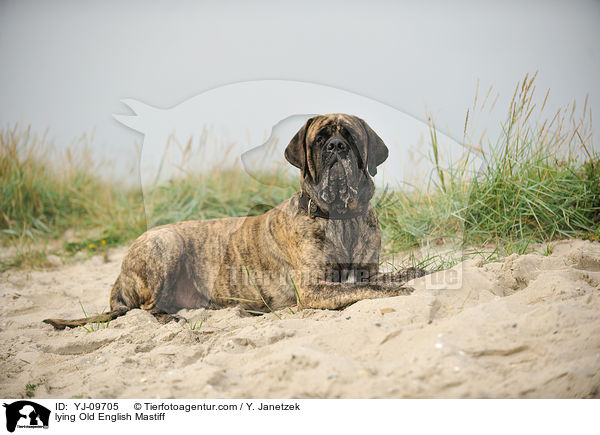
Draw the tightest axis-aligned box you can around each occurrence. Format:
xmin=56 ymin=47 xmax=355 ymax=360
xmin=44 ymin=114 xmax=425 ymax=329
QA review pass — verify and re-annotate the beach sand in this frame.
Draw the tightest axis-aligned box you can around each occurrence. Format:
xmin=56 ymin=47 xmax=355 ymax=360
xmin=1 ymin=239 xmax=599 ymax=398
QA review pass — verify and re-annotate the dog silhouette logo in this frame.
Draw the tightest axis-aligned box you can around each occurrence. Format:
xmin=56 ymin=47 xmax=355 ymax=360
xmin=2 ymin=401 xmax=50 ymax=432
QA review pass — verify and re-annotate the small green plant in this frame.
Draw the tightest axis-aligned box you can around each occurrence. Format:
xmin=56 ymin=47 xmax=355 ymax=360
xmin=543 ymin=241 xmax=559 ymax=256
xmin=77 ymin=302 xmax=111 ymax=332
xmin=25 ymin=383 xmax=37 ymax=398
xmin=185 ymin=319 xmax=203 ymax=330
xmin=289 ymin=274 xmax=303 ymax=310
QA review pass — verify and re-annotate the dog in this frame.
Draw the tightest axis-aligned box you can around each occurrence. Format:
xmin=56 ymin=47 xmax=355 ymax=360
xmin=44 ymin=114 xmax=424 ymax=329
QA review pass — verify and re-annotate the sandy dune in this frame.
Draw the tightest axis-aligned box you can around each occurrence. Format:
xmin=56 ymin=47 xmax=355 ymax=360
xmin=1 ymin=239 xmax=599 ymax=398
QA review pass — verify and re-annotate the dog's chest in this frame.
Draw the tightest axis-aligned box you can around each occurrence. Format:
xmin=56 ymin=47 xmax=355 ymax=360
xmin=311 ymin=217 xmax=379 ymax=265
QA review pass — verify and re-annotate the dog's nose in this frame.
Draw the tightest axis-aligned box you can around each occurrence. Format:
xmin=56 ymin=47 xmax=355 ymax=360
xmin=325 ymin=138 xmax=348 ymax=153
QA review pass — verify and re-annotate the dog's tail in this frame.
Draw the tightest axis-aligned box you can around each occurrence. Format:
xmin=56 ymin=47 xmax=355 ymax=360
xmin=43 ymin=307 xmax=130 ymax=330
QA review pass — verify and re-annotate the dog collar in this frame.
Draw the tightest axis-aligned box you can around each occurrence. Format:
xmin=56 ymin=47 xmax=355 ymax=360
xmin=298 ymin=192 xmax=366 ymax=220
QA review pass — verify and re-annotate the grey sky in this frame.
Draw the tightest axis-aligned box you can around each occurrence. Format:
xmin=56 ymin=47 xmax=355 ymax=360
xmin=1 ymin=0 xmax=599 ymax=179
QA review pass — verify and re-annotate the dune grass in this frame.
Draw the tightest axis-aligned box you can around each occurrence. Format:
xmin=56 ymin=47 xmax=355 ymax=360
xmin=146 ymin=168 xmax=297 ymax=228
xmin=0 ymin=127 xmax=298 ymax=271
xmin=0 ymin=126 xmax=146 ymax=269
xmin=1 ymin=75 xmax=598 ymax=272
xmin=377 ymin=74 xmax=599 ymax=263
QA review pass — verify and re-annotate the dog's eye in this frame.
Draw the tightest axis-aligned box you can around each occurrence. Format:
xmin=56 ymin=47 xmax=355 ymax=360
xmin=315 ymin=136 xmax=324 ymax=145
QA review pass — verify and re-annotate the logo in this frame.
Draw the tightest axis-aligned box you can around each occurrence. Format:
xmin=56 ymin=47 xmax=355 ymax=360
xmin=2 ymin=401 xmax=50 ymax=433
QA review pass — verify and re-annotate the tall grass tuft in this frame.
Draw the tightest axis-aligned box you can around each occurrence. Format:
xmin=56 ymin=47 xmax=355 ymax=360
xmin=0 ymin=125 xmax=145 ymax=269
xmin=377 ymin=73 xmax=599 ymax=260
xmin=464 ymin=75 xmax=599 ymax=247
xmin=0 ymin=125 xmax=297 ymax=270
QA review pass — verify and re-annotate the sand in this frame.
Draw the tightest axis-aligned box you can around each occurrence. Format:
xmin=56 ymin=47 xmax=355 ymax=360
xmin=1 ymin=239 xmax=599 ymax=398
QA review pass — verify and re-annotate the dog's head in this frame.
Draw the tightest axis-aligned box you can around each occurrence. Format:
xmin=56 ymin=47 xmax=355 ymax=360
xmin=285 ymin=114 xmax=388 ymax=217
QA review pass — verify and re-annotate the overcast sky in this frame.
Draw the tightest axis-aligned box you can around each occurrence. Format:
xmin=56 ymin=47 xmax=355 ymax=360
xmin=1 ymin=0 xmax=599 ymax=180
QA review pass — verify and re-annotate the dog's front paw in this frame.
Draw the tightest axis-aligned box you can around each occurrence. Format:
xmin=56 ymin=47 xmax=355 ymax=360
xmin=391 ymin=268 xmax=430 ymax=283
xmin=396 ymin=285 xmax=414 ymax=295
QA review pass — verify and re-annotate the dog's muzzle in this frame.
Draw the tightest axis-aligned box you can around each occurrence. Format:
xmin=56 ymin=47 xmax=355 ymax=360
xmin=318 ymin=137 xmax=359 ymax=210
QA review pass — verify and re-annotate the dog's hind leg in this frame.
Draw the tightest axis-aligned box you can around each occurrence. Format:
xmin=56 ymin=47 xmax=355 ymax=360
xmin=147 ymin=307 xmax=185 ymax=324
xmin=43 ymin=226 xmax=191 ymax=330
xmin=43 ymin=254 xmax=153 ymax=330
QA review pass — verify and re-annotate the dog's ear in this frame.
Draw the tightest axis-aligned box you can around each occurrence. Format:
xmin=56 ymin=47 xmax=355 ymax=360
xmin=358 ymin=118 xmax=389 ymax=176
xmin=285 ymin=117 xmax=314 ymax=177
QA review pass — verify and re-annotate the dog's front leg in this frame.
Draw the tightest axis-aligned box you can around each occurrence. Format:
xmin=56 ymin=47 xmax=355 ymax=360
xmin=296 ymin=280 xmax=413 ymax=310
